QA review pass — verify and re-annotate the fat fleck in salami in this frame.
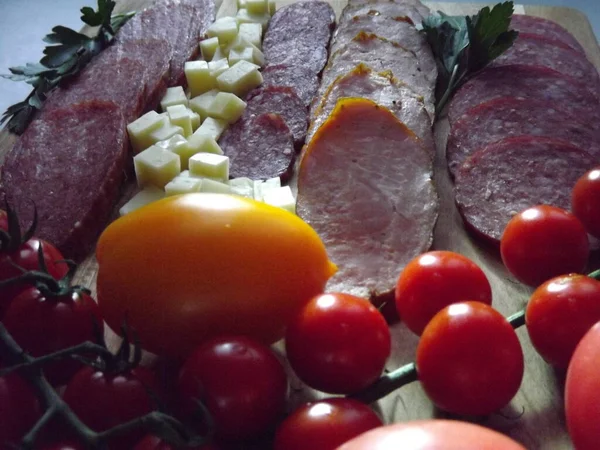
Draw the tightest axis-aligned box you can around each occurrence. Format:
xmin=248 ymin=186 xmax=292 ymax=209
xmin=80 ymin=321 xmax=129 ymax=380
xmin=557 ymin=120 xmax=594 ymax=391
xmin=510 ymin=14 xmax=586 ymax=55
xmin=261 ymin=64 xmax=320 ymax=107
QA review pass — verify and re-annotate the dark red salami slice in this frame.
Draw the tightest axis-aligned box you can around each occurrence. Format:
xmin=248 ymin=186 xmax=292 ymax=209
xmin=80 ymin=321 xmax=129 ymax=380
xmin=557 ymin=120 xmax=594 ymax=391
xmin=297 ymin=98 xmax=437 ymax=303
xmin=219 ymin=113 xmax=296 ymax=182
xmin=261 ymin=64 xmax=320 ymax=107
xmin=454 ymin=136 xmax=596 ymax=244
xmin=1 ymin=101 xmax=128 ymax=261
xmin=510 ymin=14 xmax=586 ymax=55
xmin=263 ymin=41 xmax=329 ymax=76
xmin=447 ymin=65 xmax=600 ymax=124
xmin=447 ymin=97 xmax=600 ymax=178
xmin=340 ymin=0 xmax=424 ymax=25
xmin=245 ymin=86 xmax=308 ymax=149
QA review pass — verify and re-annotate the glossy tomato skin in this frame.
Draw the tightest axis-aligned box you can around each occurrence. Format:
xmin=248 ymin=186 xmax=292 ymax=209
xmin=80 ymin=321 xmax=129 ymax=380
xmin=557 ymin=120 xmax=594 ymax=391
xmin=96 ymin=194 xmax=337 ymax=358
xmin=572 ymin=167 xmax=600 ymax=238
xmin=134 ymin=435 xmax=218 ymax=450
xmin=63 ymin=366 xmax=162 ymax=450
xmin=565 ymin=322 xmax=600 ymax=450
xmin=416 ymin=302 xmax=524 ymax=416
xmin=0 ymin=371 xmax=41 ymax=449
xmin=285 ymin=293 xmax=390 ymax=394
xmin=274 ymin=398 xmax=382 ymax=450
xmin=500 ymin=205 xmax=589 ymax=287
xmin=336 ymin=420 xmax=526 ymax=450
xmin=526 ymin=274 xmax=600 ymax=369
xmin=395 ymin=251 xmax=492 ymax=335
xmin=178 ymin=336 xmax=288 ymax=441
xmin=2 ymin=288 xmax=104 ymax=386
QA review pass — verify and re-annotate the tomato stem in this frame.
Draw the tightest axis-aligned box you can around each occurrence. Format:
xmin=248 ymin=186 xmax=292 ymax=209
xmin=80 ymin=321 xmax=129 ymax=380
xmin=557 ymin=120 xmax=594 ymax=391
xmin=507 ymin=309 xmax=526 ymax=329
xmin=350 ymin=362 xmax=418 ymax=404
xmin=588 ymin=269 xmax=600 ymax=280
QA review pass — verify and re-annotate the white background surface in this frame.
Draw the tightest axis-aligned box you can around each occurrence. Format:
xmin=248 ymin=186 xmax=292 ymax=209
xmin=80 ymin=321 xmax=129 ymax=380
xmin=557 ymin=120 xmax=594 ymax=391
xmin=0 ymin=0 xmax=598 ymax=120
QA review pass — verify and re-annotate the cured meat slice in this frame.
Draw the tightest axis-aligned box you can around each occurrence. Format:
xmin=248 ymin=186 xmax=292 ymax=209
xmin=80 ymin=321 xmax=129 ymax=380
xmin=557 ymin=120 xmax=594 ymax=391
xmin=219 ymin=113 xmax=296 ymax=182
xmin=245 ymin=87 xmax=308 ymax=149
xmin=329 ymin=14 xmax=437 ymax=85
xmin=347 ymin=0 xmax=430 ymax=21
xmin=1 ymin=101 xmax=127 ymax=261
xmin=446 ymin=65 xmax=600 ymax=124
xmin=454 ymin=136 xmax=596 ymax=244
xmin=318 ymin=32 xmax=435 ymax=118
xmin=297 ymin=98 xmax=437 ymax=303
xmin=510 ymin=14 xmax=586 ymax=55
xmin=263 ymin=42 xmax=329 ymax=76
xmin=490 ymin=34 xmax=600 ymax=92
xmin=447 ymin=97 xmax=600 ymax=178
xmin=261 ymin=64 xmax=320 ymax=107
xmin=308 ymin=64 xmax=434 ymax=152
xmin=340 ymin=0 xmax=425 ymax=25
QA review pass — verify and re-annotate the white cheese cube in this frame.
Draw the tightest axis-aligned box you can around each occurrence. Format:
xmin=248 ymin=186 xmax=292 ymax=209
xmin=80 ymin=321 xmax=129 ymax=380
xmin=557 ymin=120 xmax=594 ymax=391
xmin=189 ymin=89 xmax=221 ymax=122
xmin=207 ymin=17 xmax=239 ymax=45
xmin=177 ymin=170 xmax=200 ymax=178
xmin=217 ymin=60 xmax=263 ymax=98
xmin=185 ymin=60 xmax=215 ymax=97
xmin=246 ymin=0 xmax=268 ymax=15
xmin=229 ymin=47 xmax=254 ymax=65
xmin=263 ymin=186 xmax=296 ymax=214
xmin=269 ymin=0 xmax=275 ymax=15
xmin=229 ymin=177 xmax=254 ymax=198
xmin=263 ymin=177 xmax=282 ymax=189
xmin=155 ymin=134 xmax=187 ymax=151
xmin=223 ymin=36 xmax=265 ymax=66
xmin=199 ymin=178 xmax=232 ymax=194
xmin=189 ymin=153 xmax=230 ymax=180
xmin=187 ymin=133 xmax=224 ymax=156
xmin=148 ymin=120 xmax=185 ymax=145
xmin=236 ymin=8 xmax=270 ymax=31
xmin=212 ymin=46 xmax=226 ymax=62
xmin=253 ymin=179 xmax=264 ymax=201
xmin=127 ymin=111 xmax=164 ymax=154
xmin=206 ymin=92 xmax=247 ymax=123
xmin=190 ymin=110 xmax=201 ymax=130
xmin=160 ymin=86 xmax=188 ymax=111
xmin=237 ymin=0 xmax=247 ymax=8
xmin=200 ymin=36 xmax=220 ymax=61
xmin=167 ymin=104 xmax=193 ymax=137
xmin=165 ymin=177 xmax=203 ymax=196
xmin=134 ymin=145 xmax=181 ymax=189
xmin=238 ymin=23 xmax=262 ymax=48
xmin=194 ymin=117 xmax=228 ymax=140
xmin=209 ymin=58 xmax=230 ymax=78
xmin=119 ymin=187 xmax=165 ymax=216
xmin=155 ymin=135 xmax=196 ymax=170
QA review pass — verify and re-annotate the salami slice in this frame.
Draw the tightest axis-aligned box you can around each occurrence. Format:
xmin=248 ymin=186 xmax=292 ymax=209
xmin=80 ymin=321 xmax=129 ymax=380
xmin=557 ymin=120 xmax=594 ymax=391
xmin=219 ymin=113 xmax=296 ymax=182
xmin=447 ymin=97 xmax=600 ymax=178
xmin=297 ymin=98 xmax=437 ymax=303
xmin=245 ymin=86 xmax=308 ymax=149
xmin=1 ymin=101 xmax=128 ymax=261
xmin=347 ymin=0 xmax=430 ymax=21
xmin=454 ymin=136 xmax=596 ymax=244
xmin=308 ymin=64 xmax=434 ymax=153
xmin=261 ymin=64 xmax=320 ymax=107
xmin=447 ymin=65 xmax=600 ymax=124
xmin=510 ymin=14 xmax=586 ymax=55
xmin=340 ymin=0 xmax=425 ymax=25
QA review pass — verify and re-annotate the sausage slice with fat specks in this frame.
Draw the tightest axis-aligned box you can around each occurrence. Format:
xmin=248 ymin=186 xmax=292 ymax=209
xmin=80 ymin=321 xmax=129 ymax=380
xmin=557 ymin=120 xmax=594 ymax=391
xmin=297 ymin=98 xmax=438 ymax=304
xmin=261 ymin=64 xmax=320 ymax=108
xmin=510 ymin=14 xmax=586 ymax=55
xmin=340 ymin=1 xmax=425 ymax=25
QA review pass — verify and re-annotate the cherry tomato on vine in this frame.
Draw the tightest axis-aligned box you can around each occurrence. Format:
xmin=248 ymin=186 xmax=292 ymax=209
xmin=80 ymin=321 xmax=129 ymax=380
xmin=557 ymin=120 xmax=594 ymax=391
xmin=395 ymin=251 xmax=492 ymax=335
xmin=500 ymin=205 xmax=589 ymax=287
xmin=337 ymin=420 xmax=526 ymax=450
xmin=178 ymin=336 xmax=288 ymax=441
xmin=0 ymin=371 xmax=41 ymax=449
xmin=416 ymin=302 xmax=524 ymax=416
xmin=526 ymin=274 xmax=600 ymax=369
xmin=565 ymin=322 xmax=600 ymax=450
xmin=274 ymin=398 xmax=382 ymax=450
xmin=572 ymin=167 xmax=600 ymax=239
xmin=134 ymin=435 xmax=218 ymax=450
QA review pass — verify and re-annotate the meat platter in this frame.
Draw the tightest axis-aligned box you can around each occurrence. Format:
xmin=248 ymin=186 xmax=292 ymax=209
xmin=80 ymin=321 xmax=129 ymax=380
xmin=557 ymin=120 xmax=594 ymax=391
xmin=0 ymin=0 xmax=599 ymax=448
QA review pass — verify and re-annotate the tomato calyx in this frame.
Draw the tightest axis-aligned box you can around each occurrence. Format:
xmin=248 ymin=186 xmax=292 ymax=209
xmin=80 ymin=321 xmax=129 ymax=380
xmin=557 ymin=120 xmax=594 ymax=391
xmin=0 ymin=201 xmax=38 ymax=253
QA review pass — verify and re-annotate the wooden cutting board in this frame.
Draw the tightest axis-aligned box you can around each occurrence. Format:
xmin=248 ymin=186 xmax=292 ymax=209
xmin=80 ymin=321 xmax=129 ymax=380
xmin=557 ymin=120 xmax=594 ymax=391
xmin=1 ymin=1 xmax=599 ymax=448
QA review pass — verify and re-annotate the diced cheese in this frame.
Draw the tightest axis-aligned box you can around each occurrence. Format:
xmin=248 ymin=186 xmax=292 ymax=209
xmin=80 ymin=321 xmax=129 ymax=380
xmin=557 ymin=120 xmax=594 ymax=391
xmin=208 ymin=58 xmax=230 ymax=78
xmin=194 ymin=117 xmax=228 ymax=140
xmin=119 ymin=187 xmax=165 ymax=216
xmin=212 ymin=46 xmax=226 ymax=62
xmin=189 ymin=89 xmax=221 ymax=122
xmin=134 ymin=145 xmax=181 ymax=189
xmin=236 ymin=8 xmax=270 ymax=31
xmin=160 ymin=86 xmax=188 ymax=111
xmin=148 ymin=120 xmax=184 ymax=146
xmin=229 ymin=47 xmax=253 ymax=66
xmin=200 ymin=36 xmax=220 ymax=61
xmin=207 ymin=17 xmax=239 ymax=45
xmin=206 ymin=92 xmax=247 ymax=123
xmin=165 ymin=177 xmax=203 ymax=196
xmin=185 ymin=60 xmax=215 ymax=97
xmin=263 ymin=177 xmax=282 ymax=189
xmin=263 ymin=186 xmax=296 ymax=214
xmin=229 ymin=177 xmax=254 ymax=198
xmin=199 ymin=178 xmax=232 ymax=194
xmin=237 ymin=0 xmax=247 ymax=8
xmin=189 ymin=153 xmax=230 ymax=180
xmin=238 ymin=23 xmax=262 ymax=48
xmin=246 ymin=0 xmax=268 ymax=15
xmin=190 ymin=110 xmax=201 ymax=130
xmin=127 ymin=111 xmax=164 ymax=154
xmin=155 ymin=134 xmax=187 ymax=151
xmin=223 ymin=35 xmax=265 ymax=67
xmin=177 ymin=170 xmax=201 ymax=178
xmin=155 ymin=135 xmax=196 ymax=170
xmin=187 ymin=133 xmax=224 ymax=156
xmin=217 ymin=60 xmax=263 ymax=98
xmin=167 ymin=104 xmax=193 ymax=137
xmin=269 ymin=0 xmax=276 ymax=15
xmin=253 ymin=179 xmax=264 ymax=201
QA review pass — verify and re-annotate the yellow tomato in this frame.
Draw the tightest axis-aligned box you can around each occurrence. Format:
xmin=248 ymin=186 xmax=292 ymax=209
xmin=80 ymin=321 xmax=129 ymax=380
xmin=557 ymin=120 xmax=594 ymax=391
xmin=96 ymin=193 xmax=337 ymax=358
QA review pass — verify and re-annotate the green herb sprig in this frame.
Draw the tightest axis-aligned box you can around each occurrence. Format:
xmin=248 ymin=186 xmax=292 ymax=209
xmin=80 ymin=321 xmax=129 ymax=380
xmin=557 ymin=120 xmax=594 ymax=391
xmin=422 ymin=1 xmax=519 ymax=116
xmin=0 ymin=0 xmax=134 ymax=135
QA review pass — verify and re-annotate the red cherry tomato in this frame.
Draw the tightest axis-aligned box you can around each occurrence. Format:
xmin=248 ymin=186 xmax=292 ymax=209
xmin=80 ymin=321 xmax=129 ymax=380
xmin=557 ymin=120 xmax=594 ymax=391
xmin=63 ymin=366 xmax=162 ymax=450
xmin=416 ymin=302 xmax=524 ymax=416
xmin=572 ymin=167 xmax=600 ymax=238
xmin=526 ymin=274 xmax=600 ymax=369
xmin=285 ymin=293 xmax=391 ymax=394
xmin=274 ymin=398 xmax=382 ymax=450
xmin=2 ymin=287 xmax=104 ymax=386
xmin=500 ymin=205 xmax=589 ymax=287
xmin=565 ymin=321 xmax=600 ymax=450
xmin=0 ymin=371 xmax=41 ymax=448
xmin=178 ymin=336 xmax=288 ymax=441
xmin=134 ymin=435 xmax=218 ymax=450
xmin=336 ymin=420 xmax=526 ymax=450
xmin=395 ymin=251 xmax=492 ymax=335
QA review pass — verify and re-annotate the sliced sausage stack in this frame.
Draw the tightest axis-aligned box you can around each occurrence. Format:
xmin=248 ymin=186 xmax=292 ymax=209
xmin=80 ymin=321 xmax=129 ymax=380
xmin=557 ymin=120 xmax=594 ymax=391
xmin=448 ymin=15 xmax=600 ymax=244
xmin=297 ymin=0 xmax=439 ymax=304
